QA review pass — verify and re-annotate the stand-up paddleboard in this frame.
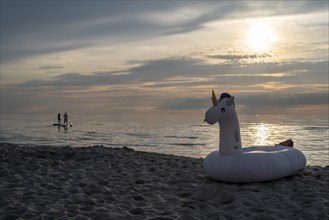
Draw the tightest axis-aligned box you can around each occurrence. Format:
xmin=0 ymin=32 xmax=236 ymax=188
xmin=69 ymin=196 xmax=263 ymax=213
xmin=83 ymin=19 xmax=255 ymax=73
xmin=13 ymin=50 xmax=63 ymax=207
xmin=53 ymin=123 xmax=69 ymax=128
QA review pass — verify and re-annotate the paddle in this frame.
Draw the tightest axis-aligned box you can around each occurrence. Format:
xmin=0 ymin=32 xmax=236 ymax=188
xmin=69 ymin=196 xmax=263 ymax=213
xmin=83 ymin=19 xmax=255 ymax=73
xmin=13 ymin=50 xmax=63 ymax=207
xmin=68 ymin=120 xmax=73 ymax=127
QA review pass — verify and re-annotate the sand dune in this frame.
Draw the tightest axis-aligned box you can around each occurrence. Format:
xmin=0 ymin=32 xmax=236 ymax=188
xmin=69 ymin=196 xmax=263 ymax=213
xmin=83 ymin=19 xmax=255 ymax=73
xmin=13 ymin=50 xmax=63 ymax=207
xmin=0 ymin=143 xmax=328 ymax=220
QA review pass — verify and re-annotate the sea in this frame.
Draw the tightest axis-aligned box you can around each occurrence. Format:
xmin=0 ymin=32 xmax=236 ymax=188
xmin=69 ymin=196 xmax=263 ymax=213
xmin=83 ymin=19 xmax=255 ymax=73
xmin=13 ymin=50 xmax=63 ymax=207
xmin=0 ymin=114 xmax=328 ymax=166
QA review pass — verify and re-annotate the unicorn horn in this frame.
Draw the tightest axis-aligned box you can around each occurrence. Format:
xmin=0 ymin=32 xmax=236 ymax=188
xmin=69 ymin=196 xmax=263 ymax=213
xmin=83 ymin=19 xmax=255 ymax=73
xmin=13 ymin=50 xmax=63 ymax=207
xmin=211 ymin=90 xmax=218 ymax=106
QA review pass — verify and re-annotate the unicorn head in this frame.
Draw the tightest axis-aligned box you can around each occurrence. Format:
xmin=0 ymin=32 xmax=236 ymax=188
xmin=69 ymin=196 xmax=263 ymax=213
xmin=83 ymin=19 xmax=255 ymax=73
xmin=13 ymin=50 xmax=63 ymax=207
xmin=205 ymin=90 xmax=242 ymax=155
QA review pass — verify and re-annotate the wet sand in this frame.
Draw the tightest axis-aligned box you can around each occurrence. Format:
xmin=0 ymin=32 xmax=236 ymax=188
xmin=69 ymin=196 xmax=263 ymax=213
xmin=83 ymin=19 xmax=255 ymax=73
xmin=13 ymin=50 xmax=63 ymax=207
xmin=1 ymin=143 xmax=328 ymax=220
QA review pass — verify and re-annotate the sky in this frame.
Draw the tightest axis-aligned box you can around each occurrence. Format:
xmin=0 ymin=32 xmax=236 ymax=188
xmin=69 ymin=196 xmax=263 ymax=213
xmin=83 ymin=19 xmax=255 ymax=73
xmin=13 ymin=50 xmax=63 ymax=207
xmin=1 ymin=0 xmax=328 ymax=116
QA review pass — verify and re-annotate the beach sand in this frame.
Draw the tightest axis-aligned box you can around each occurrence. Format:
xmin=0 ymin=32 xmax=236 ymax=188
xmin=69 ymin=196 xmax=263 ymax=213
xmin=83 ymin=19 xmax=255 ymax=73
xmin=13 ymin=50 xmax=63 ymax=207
xmin=1 ymin=143 xmax=328 ymax=220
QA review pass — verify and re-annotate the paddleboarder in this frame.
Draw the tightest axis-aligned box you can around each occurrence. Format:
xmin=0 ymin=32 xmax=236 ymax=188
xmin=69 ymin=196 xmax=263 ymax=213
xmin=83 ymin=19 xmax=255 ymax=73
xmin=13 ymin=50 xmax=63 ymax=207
xmin=57 ymin=113 xmax=61 ymax=124
xmin=64 ymin=112 xmax=68 ymax=126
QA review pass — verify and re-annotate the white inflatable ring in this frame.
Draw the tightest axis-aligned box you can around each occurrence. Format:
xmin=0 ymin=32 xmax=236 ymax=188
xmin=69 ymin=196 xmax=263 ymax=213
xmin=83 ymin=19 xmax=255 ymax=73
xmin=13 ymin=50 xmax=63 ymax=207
xmin=204 ymin=145 xmax=306 ymax=183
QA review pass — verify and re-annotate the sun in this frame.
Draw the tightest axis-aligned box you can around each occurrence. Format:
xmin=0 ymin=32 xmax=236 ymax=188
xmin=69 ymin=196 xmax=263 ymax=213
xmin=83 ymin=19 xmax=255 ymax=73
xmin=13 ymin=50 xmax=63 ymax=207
xmin=247 ymin=22 xmax=277 ymax=52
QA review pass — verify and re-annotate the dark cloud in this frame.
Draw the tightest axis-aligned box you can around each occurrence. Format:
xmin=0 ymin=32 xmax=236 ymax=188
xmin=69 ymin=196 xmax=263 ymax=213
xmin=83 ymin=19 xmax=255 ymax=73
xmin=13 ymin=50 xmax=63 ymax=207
xmin=158 ymin=92 xmax=328 ymax=113
xmin=1 ymin=1 xmax=215 ymax=63
xmin=2 ymin=55 xmax=327 ymax=114
xmin=10 ymin=57 xmax=329 ymax=90
xmin=207 ymin=54 xmax=271 ymax=61
xmin=160 ymin=98 xmax=209 ymax=110
xmin=15 ymin=57 xmax=209 ymax=89
xmin=128 ymin=58 xmax=212 ymax=82
xmin=1 ymin=42 xmax=89 ymax=64
xmin=39 ymin=64 xmax=65 ymax=70
xmin=238 ymin=93 xmax=329 ymax=107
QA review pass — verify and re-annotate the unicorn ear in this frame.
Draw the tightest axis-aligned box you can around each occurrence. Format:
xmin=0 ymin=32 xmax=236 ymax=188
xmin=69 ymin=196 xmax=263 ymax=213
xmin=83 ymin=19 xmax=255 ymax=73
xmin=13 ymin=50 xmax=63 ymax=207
xmin=226 ymin=96 xmax=235 ymax=106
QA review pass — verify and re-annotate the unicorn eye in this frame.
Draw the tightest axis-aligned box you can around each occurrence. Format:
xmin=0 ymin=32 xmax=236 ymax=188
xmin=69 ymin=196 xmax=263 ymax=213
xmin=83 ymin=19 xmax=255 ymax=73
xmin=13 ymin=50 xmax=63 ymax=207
xmin=221 ymin=108 xmax=225 ymax=113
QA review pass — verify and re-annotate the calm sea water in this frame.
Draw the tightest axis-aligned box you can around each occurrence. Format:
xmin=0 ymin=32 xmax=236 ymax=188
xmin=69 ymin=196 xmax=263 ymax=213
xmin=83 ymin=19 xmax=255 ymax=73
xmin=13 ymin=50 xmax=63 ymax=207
xmin=0 ymin=114 xmax=328 ymax=166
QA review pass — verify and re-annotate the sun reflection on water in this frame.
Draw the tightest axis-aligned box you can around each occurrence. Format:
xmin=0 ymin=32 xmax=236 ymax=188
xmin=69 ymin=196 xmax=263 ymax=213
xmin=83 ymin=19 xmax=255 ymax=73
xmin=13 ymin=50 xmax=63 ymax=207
xmin=242 ymin=123 xmax=281 ymax=147
xmin=255 ymin=124 xmax=269 ymax=145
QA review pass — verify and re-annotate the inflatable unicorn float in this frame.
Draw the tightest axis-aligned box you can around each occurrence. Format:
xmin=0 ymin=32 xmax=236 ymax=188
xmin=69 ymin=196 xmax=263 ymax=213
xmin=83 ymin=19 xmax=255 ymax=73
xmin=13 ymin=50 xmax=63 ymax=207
xmin=204 ymin=91 xmax=306 ymax=183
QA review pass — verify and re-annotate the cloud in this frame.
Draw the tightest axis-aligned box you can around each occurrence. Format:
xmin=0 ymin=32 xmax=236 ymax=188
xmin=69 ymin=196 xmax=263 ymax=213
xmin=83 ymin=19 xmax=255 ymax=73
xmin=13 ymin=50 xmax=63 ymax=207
xmin=15 ymin=57 xmax=209 ymax=89
xmin=238 ymin=92 xmax=329 ymax=107
xmin=2 ymin=1 xmax=327 ymax=64
xmin=1 ymin=53 xmax=327 ymax=114
xmin=39 ymin=64 xmax=65 ymax=70
xmin=207 ymin=54 xmax=271 ymax=61
xmin=9 ymin=57 xmax=328 ymax=90
xmin=160 ymin=98 xmax=209 ymax=110
xmin=1 ymin=41 xmax=89 ymax=64
xmin=1 ymin=2 xmax=217 ymax=63
xmin=237 ymin=92 xmax=329 ymax=115
xmin=158 ymin=92 xmax=329 ymax=114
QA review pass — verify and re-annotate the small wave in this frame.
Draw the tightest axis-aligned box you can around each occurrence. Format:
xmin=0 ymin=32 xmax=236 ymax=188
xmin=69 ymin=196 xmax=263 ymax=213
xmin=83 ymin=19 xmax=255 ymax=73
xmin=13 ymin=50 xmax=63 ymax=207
xmin=90 ymin=123 xmax=105 ymax=126
xmin=189 ymin=124 xmax=211 ymax=127
xmin=79 ymin=137 xmax=94 ymax=141
xmin=85 ymin=131 xmax=98 ymax=135
xmin=127 ymin=143 xmax=158 ymax=147
xmin=164 ymin=135 xmax=198 ymax=140
xmin=303 ymin=126 xmax=328 ymax=131
xmin=168 ymin=143 xmax=206 ymax=147
xmin=125 ymin=133 xmax=151 ymax=138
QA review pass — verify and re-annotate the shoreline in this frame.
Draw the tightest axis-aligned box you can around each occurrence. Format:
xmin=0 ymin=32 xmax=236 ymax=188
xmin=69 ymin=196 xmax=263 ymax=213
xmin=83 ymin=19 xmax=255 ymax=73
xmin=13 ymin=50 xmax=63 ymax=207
xmin=1 ymin=143 xmax=328 ymax=219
